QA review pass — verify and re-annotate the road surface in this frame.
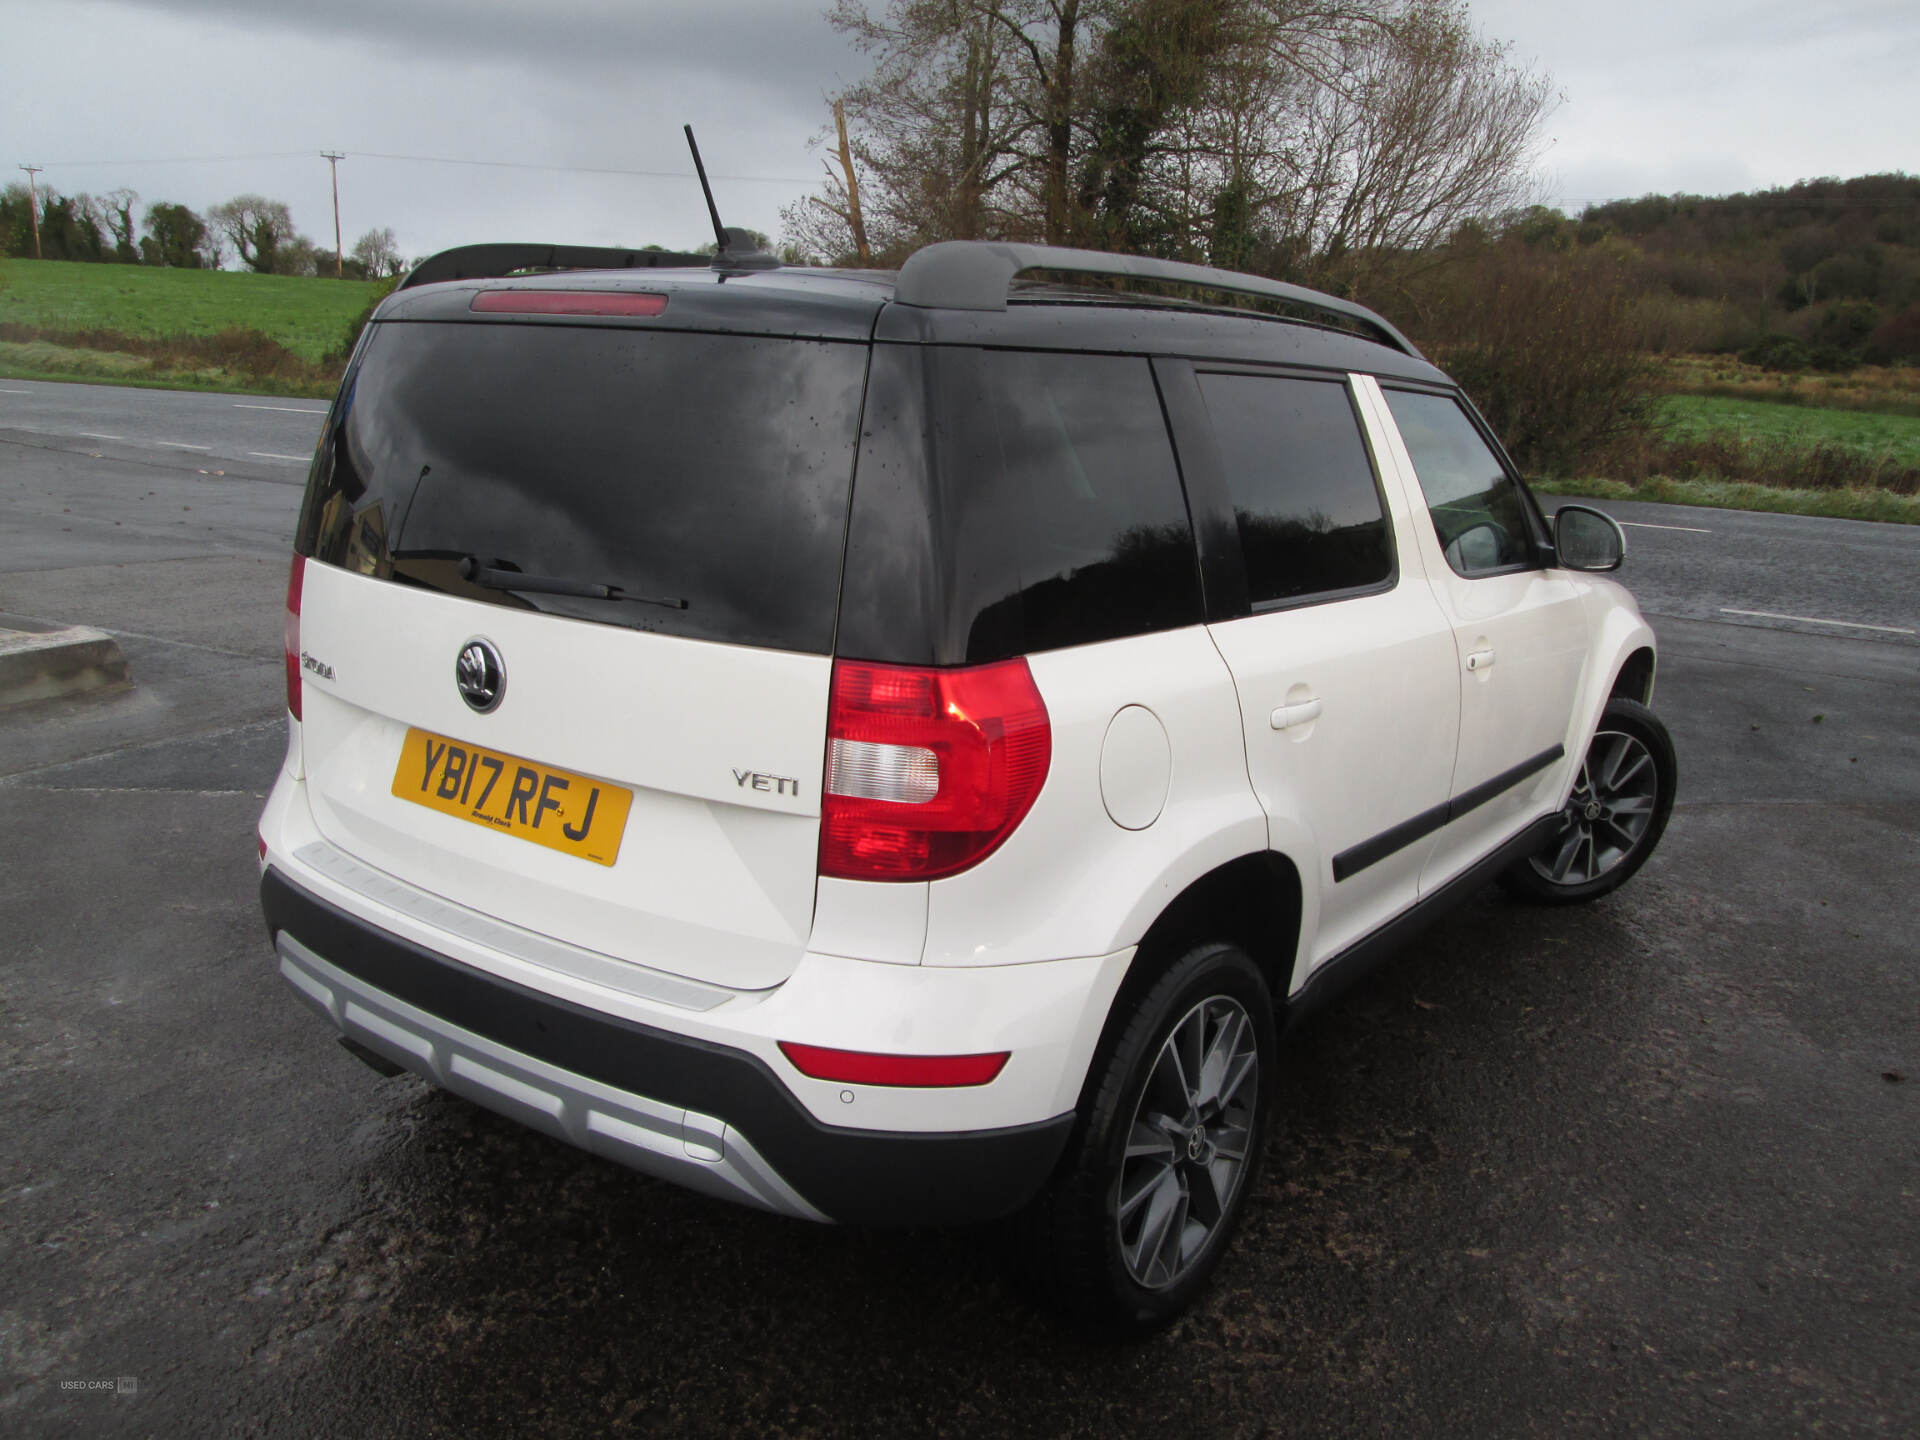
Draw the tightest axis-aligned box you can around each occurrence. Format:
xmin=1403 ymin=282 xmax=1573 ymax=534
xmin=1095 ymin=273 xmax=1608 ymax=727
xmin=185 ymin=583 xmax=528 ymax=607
xmin=3 ymin=380 xmax=1914 ymax=1438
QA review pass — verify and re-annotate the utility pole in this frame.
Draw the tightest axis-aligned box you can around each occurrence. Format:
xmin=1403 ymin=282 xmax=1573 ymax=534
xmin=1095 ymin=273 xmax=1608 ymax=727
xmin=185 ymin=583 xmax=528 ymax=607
xmin=18 ymin=165 xmax=43 ymax=259
xmin=320 ymin=152 xmax=345 ymax=278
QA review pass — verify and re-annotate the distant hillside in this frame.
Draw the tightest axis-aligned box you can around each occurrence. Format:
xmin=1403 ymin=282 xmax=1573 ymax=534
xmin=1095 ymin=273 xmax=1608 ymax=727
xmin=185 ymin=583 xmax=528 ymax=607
xmin=1574 ymin=173 xmax=1920 ymax=365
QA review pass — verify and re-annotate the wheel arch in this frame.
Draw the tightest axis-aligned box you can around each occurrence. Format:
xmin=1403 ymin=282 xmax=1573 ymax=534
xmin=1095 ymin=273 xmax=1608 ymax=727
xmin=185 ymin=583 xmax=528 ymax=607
xmin=1565 ymin=597 xmax=1659 ymax=787
xmin=1610 ymin=645 xmax=1657 ymax=706
xmin=1070 ymin=852 xmax=1303 ymax=1114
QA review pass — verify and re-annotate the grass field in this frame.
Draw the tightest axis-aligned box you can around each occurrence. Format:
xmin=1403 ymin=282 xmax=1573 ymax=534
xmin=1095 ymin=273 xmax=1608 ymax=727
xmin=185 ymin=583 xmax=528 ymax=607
xmin=1654 ymin=394 xmax=1920 ymax=465
xmin=1584 ymin=394 xmax=1920 ymax=523
xmin=0 ymin=258 xmax=375 ymax=360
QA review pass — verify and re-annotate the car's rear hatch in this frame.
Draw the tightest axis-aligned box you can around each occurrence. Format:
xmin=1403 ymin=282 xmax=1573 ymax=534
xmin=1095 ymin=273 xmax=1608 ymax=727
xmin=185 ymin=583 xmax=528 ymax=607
xmin=291 ymin=296 xmax=872 ymax=992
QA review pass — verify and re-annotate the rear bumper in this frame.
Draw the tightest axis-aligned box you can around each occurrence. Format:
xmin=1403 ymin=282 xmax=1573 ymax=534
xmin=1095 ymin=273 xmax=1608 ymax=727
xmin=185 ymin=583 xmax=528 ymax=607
xmin=262 ymin=868 xmax=1074 ymax=1225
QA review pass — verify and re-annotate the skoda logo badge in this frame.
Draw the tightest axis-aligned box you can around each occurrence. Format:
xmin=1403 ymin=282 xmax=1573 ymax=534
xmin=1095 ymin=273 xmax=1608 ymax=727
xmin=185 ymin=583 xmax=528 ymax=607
xmin=456 ymin=638 xmax=505 ymax=714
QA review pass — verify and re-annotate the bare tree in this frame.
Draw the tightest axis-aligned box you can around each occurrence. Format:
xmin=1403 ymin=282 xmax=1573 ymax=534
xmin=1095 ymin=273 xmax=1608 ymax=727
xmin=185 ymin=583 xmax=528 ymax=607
xmin=350 ymin=226 xmax=403 ymax=278
xmin=784 ymin=0 xmax=1551 ymax=288
xmin=1274 ymin=0 xmax=1553 ymax=293
xmin=791 ymin=0 xmax=1097 ymax=256
xmin=207 ymin=194 xmax=297 ymax=273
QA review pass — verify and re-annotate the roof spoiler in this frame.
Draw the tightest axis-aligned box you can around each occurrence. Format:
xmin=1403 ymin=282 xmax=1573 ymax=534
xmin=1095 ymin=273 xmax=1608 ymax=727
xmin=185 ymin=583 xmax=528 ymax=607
xmin=893 ymin=241 xmax=1421 ymax=357
xmin=398 ymin=243 xmax=711 ymax=291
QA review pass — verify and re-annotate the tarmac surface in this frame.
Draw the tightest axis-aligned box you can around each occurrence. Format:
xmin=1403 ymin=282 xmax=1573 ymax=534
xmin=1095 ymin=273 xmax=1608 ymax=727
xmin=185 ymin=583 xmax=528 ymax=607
xmin=2 ymin=380 xmax=1916 ymax=1437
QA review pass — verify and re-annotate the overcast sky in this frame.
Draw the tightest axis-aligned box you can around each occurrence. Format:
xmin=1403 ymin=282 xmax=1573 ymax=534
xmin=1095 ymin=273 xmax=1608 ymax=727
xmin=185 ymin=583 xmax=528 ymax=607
xmin=3 ymin=0 xmax=1915 ymax=265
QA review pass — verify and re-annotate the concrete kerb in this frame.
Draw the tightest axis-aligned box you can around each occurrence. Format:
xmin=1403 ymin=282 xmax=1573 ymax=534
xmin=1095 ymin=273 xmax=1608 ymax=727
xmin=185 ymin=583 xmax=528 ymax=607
xmin=0 ymin=612 xmax=132 ymax=709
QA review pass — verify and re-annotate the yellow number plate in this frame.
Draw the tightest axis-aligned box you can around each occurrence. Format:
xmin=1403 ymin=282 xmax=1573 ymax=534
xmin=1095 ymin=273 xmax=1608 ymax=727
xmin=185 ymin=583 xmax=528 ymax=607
xmin=391 ymin=728 xmax=632 ymax=867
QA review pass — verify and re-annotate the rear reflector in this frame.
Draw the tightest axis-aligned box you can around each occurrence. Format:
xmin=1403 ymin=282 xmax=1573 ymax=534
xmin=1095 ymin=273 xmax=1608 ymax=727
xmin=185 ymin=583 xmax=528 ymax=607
xmin=819 ymin=659 xmax=1050 ymax=882
xmin=470 ymin=290 xmax=668 ymax=317
xmin=777 ymin=1042 xmax=1009 ymax=1088
xmin=283 ymin=554 xmax=305 ymax=721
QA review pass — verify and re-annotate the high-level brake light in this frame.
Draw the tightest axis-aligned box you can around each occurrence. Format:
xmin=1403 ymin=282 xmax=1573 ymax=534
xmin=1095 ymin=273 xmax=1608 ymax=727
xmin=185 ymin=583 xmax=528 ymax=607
xmin=819 ymin=658 xmax=1051 ymax=882
xmin=470 ymin=290 xmax=668 ymax=317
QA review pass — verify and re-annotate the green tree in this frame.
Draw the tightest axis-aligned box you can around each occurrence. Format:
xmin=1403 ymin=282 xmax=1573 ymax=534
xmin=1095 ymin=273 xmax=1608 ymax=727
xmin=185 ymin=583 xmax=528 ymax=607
xmin=0 ymin=182 xmax=34 ymax=258
xmin=1075 ymin=0 xmax=1249 ymax=255
xmin=38 ymin=192 xmax=107 ymax=261
xmin=271 ymin=235 xmax=326 ymax=276
xmin=1812 ymin=298 xmax=1881 ymax=352
xmin=100 ymin=188 xmax=141 ymax=263
xmin=139 ymin=202 xmax=210 ymax=268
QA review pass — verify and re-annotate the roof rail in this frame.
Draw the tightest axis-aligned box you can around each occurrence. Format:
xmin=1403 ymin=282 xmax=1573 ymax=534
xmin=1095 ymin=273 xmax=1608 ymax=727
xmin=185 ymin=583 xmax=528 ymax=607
xmin=398 ymin=243 xmax=711 ymax=291
xmin=892 ymin=241 xmax=1421 ymax=357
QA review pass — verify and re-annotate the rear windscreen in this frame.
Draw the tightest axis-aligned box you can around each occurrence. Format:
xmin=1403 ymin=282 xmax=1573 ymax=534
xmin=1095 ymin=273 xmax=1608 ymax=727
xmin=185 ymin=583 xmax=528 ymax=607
xmin=297 ymin=322 xmax=868 ymax=653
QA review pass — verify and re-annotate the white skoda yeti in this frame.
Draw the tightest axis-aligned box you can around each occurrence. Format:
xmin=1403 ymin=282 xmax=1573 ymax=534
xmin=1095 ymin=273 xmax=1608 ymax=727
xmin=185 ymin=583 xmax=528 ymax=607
xmin=259 ymin=239 xmax=1674 ymax=1332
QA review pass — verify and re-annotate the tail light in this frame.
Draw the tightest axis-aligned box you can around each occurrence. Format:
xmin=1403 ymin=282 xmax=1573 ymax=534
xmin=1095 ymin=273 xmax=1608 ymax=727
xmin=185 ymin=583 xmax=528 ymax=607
xmin=820 ymin=658 xmax=1050 ymax=882
xmin=283 ymin=554 xmax=305 ymax=720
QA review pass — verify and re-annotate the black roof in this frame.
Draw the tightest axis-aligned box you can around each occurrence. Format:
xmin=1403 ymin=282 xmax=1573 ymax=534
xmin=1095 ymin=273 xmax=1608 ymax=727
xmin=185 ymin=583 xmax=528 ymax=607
xmin=377 ymin=241 xmax=1450 ymax=386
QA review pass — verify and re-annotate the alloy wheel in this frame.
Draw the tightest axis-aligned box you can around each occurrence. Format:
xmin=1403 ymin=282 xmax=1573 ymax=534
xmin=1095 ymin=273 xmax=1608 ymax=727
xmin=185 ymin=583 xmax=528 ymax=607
xmin=1531 ymin=728 xmax=1660 ymax=887
xmin=1115 ymin=995 xmax=1260 ymax=1290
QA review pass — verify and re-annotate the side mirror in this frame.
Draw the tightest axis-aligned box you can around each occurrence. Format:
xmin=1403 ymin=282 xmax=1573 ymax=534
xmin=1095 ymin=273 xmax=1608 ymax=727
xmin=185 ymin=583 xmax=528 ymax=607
xmin=1554 ymin=505 xmax=1626 ymax=572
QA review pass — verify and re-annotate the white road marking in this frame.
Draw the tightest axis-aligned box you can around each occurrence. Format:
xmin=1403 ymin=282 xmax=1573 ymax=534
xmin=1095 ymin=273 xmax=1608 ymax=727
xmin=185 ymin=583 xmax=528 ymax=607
xmin=233 ymin=403 xmax=327 ymax=414
xmin=78 ymin=432 xmax=124 ymax=441
xmin=1620 ymin=521 xmax=1712 ymax=534
xmin=0 ymin=387 xmax=33 ymax=394
xmin=1720 ymin=607 xmax=1916 ymax=635
xmin=249 ymin=451 xmax=310 ymax=462
xmin=155 ymin=441 xmax=212 ymax=450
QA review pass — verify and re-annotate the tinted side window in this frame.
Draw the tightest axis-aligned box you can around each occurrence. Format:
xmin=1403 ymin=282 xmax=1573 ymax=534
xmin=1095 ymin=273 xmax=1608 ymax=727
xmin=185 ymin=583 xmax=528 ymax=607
xmin=837 ymin=346 xmax=1203 ymax=665
xmin=297 ymin=323 xmax=866 ymax=653
xmin=1195 ymin=372 xmax=1393 ymax=606
xmin=1382 ymin=389 xmax=1534 ymax=577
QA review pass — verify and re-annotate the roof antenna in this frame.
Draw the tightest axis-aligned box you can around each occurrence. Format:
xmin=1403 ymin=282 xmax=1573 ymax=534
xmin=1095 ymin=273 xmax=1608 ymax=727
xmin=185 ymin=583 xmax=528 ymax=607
xmin=683 ymin=124 xmax=780 ymax=274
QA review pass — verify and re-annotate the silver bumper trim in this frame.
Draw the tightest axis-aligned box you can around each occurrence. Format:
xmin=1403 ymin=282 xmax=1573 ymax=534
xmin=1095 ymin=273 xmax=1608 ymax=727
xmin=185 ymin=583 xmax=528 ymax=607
xmin=277 ymin=933 xmax=828 ymax=1222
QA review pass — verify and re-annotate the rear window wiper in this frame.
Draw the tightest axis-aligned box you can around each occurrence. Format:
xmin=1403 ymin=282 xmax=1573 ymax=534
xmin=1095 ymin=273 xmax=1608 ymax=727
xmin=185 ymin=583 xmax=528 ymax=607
xmin=458 ymin=556 xmax=689 ymax=610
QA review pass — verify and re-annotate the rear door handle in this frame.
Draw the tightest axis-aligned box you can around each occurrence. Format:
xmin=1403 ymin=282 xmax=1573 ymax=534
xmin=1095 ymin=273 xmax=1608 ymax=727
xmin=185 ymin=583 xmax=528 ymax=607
xmin=1465 ymin=648 xmax=1495 ymax=672
xmin=1271 ymin=698 xmax=1323 ymax=730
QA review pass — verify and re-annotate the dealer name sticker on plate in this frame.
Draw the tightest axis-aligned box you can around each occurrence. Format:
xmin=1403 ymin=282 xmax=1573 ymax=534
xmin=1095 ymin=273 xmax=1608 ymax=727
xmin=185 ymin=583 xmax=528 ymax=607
xmin=391 ymin=728 xmax=632 ymax=866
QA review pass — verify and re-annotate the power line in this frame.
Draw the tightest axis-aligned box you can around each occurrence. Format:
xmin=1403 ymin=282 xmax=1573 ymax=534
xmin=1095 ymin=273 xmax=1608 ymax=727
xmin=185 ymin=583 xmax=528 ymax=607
xmin=25 ymin=149 xmax=813 ymax=184
xmin=33 ymin=151 xmax=315 ymax=167
xmin=352 ymin=150 xmax=811 ymax=184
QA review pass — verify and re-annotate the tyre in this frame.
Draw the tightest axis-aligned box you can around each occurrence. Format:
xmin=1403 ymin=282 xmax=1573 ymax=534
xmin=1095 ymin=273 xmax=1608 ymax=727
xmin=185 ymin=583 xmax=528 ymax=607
xmin=1022 ymin=941 xmax=1276 ymax=1336
xmin=1502 ymin=697 xmax=1676 ymax=905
